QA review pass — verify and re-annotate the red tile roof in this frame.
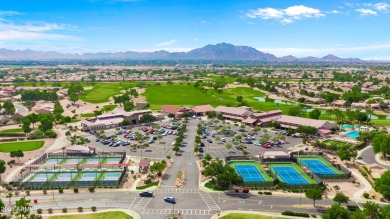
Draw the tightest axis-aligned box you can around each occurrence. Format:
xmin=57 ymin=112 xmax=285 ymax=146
xmin=161 ymin=105 xmax=186 ymax=115
xmin=192 ymin=105 xmax=214 ymax=113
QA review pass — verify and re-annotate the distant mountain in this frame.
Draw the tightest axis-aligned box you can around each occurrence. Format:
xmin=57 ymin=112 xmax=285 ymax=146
xmin=0 ymin=43 xmax=365 ymax=63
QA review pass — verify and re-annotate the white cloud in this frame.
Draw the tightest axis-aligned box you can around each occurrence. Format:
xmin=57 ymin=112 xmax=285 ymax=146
xmin=0 ymin=21 xmax=78 ymax=40
xmin=193 ymin=37 xmax=198 ymax=41
xmin=246 ymin=8 xmax=284 ymax=19
xmin=328 ymin=10 xmax=342 ymax=14
xmin=374 ymin=2 xmax=390 ymax=11
xmin=356 ymin=8 xmax=377 ymax=15
xmin=246 ymin=5 xmax=324 ymax=24
xmin=0 ymin=11 xmax=21 ymax=16
xmin=157 ymin=40 xmax=176 ymax=47
xmin=363 ymin=2 xmax=390 ymax=12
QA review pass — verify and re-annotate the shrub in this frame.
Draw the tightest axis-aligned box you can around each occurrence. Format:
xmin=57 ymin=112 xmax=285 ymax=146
xmin=235 ymin=189 xmax=239 ymax=193
xmin=264 ymin=192 xmax=272 ymax=195
xmin=281 ymin=211 xmax=310 ymax=217
xmin=91 ymin=206 xmax=97 ymax=212
xmin=363 ymin=192 xmax=369 ymax=199
xmin=73 ymin=187 xmax=79 ymax=193
xmin=243 ymin=188 xmax=249 ymax=193
xmin=62 ymin=208 xmax=67 ymax=213
xmin=58 ymin=188 xmax=64 ymax=193
xmin=311 ymin=214 xmax=317 ymax=218
xmin=77 ymin=207 xmax=83 ymax=212
xmin=258 ymin=191 xmax=263 ymax=194
xmin=37 ymin=209 xmax=42 ymax=214
xmin=89 ymin=187 xmax=95 ymax=192
xmin=48 ymin=208 xmax=53 ymax=214
xmin=347 ymin=205 xmax=359 ymax=211
xmin=42 ymin=189 xmax=47 ymax=195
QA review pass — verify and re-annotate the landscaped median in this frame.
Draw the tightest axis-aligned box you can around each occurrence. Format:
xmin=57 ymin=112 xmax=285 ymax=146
xmin=0 ymin=140 xmax=45 ymax=152
xmin=40 ymin=209 xmax=140 ymax=219
xmin=210 ymin=210 xmax=305 ymax=219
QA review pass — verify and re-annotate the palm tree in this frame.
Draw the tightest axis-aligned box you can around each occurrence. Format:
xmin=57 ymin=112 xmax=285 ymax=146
xmin=366 ymin=108 xmax=374 ymax=123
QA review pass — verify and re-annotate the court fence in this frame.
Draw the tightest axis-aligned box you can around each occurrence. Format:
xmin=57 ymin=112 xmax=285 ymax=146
xmin=225 ymin=156 xmax=252 ymax=163
xmin=242 ymin=180 xmax=277 ymax=188
xmin=10 ymin=152 xmax=128 ymax=189
xmin=12 ymin=169 xmax=127 ymax=189
xmin=292 ymin=155 xmax=351 ymax=180
xmin=266 ymin=162 xmax=323 ymax=189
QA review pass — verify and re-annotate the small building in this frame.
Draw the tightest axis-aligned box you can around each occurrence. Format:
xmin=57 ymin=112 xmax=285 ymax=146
xmin=139 ymin=159 xmax=150 ymax=173
xmin=275 ymin=115 xmax=337 ymax=136
xmin=260 ymin=151 xmax=290 ymax=163
xmin=351 ymin=102 xmax=367 ymax=110
xmin=332 ymin=100 xmax=346 ymax=108
xmin=161 ymin=105 xmax=191 ymax=117
xmin=214 ymin=106 xmax=253 ymax=121
xmin=191 ymin=105 xmax=214 ymax=116
xmin=81 ymin=110 xmax=152 ymax=131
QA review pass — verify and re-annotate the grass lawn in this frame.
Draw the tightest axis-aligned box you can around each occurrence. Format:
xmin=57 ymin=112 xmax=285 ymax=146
xmin=204 ymin=182 xmax=228 ymax=191
xmin=79 ymin=82 xmax=155 ymax=103
xmin=70 ymin=119 xmax=81 ymax=123
xmin=0 ymin=140 xmax=45 ymax=152
xmin=136 ymin=181 xmax=158 ymax=190
xmin=144 ymin=84 xmax=294 ymax=113
xmin=220 ymin=213 xmax=288 ymax=219
xmin=0 ymin=128 xmax=23 ymax=133
xmin=101 ymin=104 xmax=117 ymax=112
xmin=81 ymin=113 xmax=95 ymax=118
xmin=48 ymin=211 xmax=133 ymax=219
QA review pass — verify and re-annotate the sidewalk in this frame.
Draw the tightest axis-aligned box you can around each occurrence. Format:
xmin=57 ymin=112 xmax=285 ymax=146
xmin=39 ymin=208 xmax=141 ymax=219
xmin=375 ymin=154 xmax=390 ymax=168
xmin=210 ymin=210 xmax=312 ymax=219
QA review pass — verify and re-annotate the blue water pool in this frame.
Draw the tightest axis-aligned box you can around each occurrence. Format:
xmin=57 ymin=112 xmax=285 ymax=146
xmin=253 ymin=97 xmax=265 ymax=102
xmin=345 ymin=131 xmax=359 ymax=138
xmin=341 ymin=125 xmax=359 ymax=130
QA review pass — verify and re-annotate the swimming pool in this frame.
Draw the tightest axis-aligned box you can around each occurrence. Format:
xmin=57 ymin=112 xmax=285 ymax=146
xmin=344 ymin=131 xmax=359 ymax=138
xmin=341 ymin=125 xmax=359 ymax=130
xmin=253 ymin=97 xmax=265 ymax=102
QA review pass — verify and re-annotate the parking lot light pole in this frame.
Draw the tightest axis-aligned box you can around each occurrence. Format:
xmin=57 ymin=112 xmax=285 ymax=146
xmin=172 ymin=203 xmax=175 ymax=219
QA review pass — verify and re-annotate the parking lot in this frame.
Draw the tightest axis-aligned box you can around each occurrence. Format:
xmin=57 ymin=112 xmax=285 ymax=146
xmin=85 ymin=118 xmax=303 ymax=160
xmin=196 ymin=122 xmax=302 ymax=159
xmin=86 ymin=121 xmax=183 ymax=159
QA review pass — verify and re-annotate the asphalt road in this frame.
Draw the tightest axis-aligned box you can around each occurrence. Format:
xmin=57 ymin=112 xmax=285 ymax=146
xmin=361 ymin=146 xmax=390 ymax=170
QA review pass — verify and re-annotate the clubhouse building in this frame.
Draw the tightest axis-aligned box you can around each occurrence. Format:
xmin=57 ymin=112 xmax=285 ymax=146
xmin=81 ymin=110 xmax=152 ymax=131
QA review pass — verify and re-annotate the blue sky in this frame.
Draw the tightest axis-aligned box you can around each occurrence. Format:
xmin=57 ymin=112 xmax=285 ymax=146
xmin=0 ymin=0 xmax=389 ymax=59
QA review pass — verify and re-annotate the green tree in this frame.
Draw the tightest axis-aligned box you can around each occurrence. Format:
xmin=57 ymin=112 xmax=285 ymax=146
xmin=22 ymin=119 xmax=32 ymax=135
xmin=363 ymin=201 xmax=381 ymax=219
xmin=375 ymin=170 xmax=390 ymax=199
xmin=372 ymin=133 xmax=390 ymax=158
xmin=288 ymin=106 xmax=305 ymax=117
xmin=172 ymin=146 xmax=180 ymax=155
xmin=124 ymin=101 xmax=134 ymax=112
xmin=337 ymin=145 xmax=354 ymax=163
xmin=0 ymin=159 xmax=6 ymax=179
xmin=333 ymin=192 xmax=349 ymax=205
xmin=10 ymin=150 xmax=24 ymax=163
xmin=13 ymin=197 xmax=32 ymax=219
xmin=322 ymin=204 xmax=350 ymax=219
xmin=6 ymin=192 xmax=12 ymax=204
xmin=2 ymin=101 xmax=15 ymax=115
xmin=27 ymin=113 xmax=38 ymax=128
xmin=309 ymin=109 xmax=322 ymax=120
xmin=305 ymin=187 xmax=324 ymax=206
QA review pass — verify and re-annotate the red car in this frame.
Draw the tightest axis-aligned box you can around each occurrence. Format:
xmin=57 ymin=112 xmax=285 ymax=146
xmin=262 ymin=144 xmax=270 ymax=149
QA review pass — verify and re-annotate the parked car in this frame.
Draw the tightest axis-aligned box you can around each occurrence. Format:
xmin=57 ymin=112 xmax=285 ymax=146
xmin=164 ymin=196 xmax=176 ymax=204
xmin=245 ymin=141 xmax=253 ymax=144
xmin=95 ymin=138 xmax=101 ymax=142
xmin=139 ymin=191 xmax=153 ymax=197
xmin=221 ymin=138 xmax=226 ymax=142
xmin=207 ymin=139 xmax=212 ymax=143
xmin=116 ymin=131 xmax=123 ymax=135
xmin=199 ymin=148 xmax=204 ymax=153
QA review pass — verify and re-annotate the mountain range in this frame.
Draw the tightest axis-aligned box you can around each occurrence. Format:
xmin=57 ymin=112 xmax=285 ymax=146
xmin=0 ymin=43 xmax=364 ymax=63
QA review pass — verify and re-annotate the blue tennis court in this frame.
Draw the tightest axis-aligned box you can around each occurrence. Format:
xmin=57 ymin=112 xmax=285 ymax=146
xmin=30 ymin=173 xmax=54 ymax=182
xmin=55 ymin=173 xmax=74 ymax=181
xmin=272 ymin=166 xmax=309 ymax=185
xmin=301 ymin=160 xmax=336 ymax=175
xmin=106 ymin=158 xmax=121 ymax=164
xmin=234 ymin=164 xmax=265 ymax=182
xmin=80 ymin=173 xmax=97 ymax=182
xmin=65 ymin=158 xmax=80 ymax=164
xmin=85 ymin=158 xmax=101 ymax=164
